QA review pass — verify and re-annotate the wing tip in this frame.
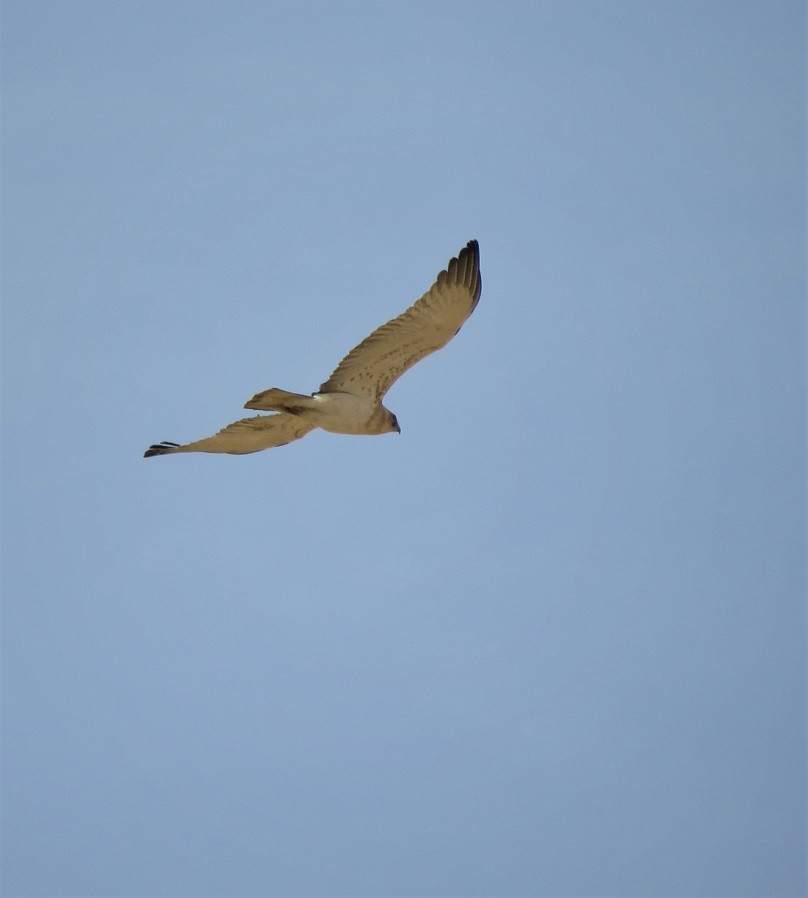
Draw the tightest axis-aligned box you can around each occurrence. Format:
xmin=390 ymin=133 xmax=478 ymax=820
xmin=445 ymin=239 xmax=481 ymax=305
xmin=144 ymin=441 xmax=181 ymax=458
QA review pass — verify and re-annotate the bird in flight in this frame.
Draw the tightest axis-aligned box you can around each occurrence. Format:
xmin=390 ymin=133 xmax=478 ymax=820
xmin=144 ymin=240 xmax=481 ymax=458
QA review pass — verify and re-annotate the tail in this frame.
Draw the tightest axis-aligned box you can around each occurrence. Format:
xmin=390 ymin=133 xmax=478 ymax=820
xmin=243 ymin=387 xmax=315 ymax=413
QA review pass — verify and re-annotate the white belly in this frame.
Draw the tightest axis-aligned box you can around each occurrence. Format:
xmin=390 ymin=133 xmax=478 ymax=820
xmin=310 ymin=392 xmax=380 ymax=434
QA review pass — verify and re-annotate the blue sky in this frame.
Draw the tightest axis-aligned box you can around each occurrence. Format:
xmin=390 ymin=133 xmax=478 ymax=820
xmin=1 ymin=2 xmax=804 ymax=896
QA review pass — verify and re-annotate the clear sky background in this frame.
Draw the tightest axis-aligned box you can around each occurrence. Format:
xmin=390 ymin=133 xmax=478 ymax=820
xmin=2 ymin=2 xmax=804 ymax=896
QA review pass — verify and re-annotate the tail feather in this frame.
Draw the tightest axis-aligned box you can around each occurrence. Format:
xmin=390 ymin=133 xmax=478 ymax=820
xmin=244 ymin=387 xmax=314 ymax=412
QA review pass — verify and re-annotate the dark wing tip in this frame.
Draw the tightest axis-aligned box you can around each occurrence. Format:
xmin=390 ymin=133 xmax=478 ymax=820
xmin=450 ymin=239 xmax=481 ymax=307
xmin=144 ymin=441 xmax=181 ymax=458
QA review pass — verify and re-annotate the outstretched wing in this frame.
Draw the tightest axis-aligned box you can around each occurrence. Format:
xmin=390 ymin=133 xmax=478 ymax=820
xmin=144 ymin=414 xmax=316 ymax=457
xmin=319 ymin=240 xmax=481 ymax=401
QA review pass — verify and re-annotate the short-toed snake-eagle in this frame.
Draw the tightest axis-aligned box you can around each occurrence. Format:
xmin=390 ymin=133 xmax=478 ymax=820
xmin=144 ymin=240 xmax=481 ymax=457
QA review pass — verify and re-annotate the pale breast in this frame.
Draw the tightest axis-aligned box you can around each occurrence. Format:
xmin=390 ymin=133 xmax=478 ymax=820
xmin=310 ymin=391 xmax=384 ymax=435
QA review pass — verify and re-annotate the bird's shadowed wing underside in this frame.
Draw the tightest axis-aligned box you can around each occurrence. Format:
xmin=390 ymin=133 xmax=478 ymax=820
xmin=318 ymin=240 xmax=481 ymax=401
xmin=144 ymin=413 xmax=315 ymax=456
